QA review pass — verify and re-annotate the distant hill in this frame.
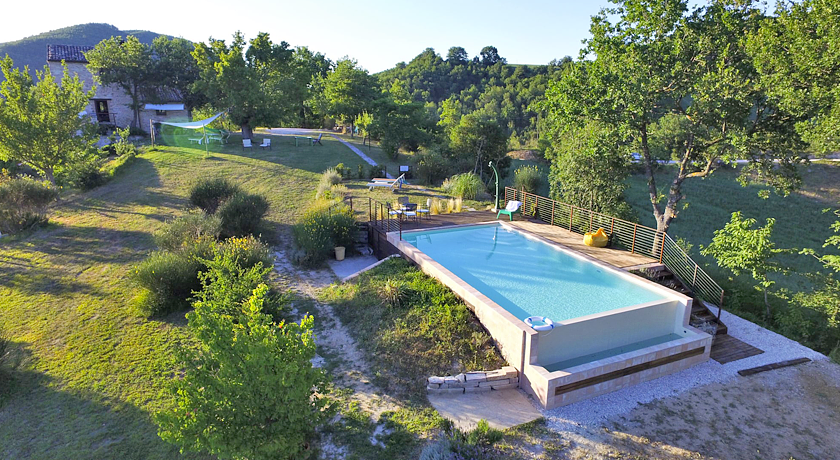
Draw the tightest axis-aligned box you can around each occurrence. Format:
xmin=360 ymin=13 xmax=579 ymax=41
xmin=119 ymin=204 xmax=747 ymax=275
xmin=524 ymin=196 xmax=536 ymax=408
xmin=0 ymin=23 xmax=172 ymax=77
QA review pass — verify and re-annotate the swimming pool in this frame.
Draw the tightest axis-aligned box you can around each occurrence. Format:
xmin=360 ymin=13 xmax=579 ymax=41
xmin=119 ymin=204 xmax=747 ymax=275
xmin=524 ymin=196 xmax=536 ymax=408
xmin=403 ymin=223 xmax=667 ymax=322
xmin=390 ymin=221 xmax=712 ymax=409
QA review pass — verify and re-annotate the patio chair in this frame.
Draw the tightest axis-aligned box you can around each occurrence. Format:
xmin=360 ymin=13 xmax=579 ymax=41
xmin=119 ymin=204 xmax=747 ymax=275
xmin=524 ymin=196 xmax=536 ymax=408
xmin=259 ymin=138 xmax=271 ymax=150
xmin=417 ymin=199 xmax=430 ymax=220
xmin=242 ymin=139 xmax=252 ymax=150
xmin=497 ymin=200 xmax=522 ymax=221
xmin=311 ymin=133 xmax=323 ymax=146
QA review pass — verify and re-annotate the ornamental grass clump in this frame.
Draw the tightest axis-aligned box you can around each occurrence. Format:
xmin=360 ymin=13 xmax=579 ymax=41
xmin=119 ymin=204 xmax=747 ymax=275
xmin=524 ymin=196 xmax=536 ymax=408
xmin=513 ymin=165 xmax=542 ymax=194
xmin=442 ymin=172 xmax=482 ymax=200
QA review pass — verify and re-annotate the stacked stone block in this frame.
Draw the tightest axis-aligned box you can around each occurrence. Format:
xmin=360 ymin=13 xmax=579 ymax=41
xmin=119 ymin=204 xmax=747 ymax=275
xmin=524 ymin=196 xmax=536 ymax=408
xmin=426 ymin=366 xmax=519 ymax=394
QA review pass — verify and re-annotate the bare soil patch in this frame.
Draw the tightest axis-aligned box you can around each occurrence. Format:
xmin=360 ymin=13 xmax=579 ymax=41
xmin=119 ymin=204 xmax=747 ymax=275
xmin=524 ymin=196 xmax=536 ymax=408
xmin=607 ymin=360 xmax=840 ymax=460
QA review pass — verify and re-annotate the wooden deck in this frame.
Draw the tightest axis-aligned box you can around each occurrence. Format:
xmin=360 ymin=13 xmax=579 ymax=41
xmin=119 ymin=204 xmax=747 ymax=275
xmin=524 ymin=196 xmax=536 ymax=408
xmin=399 ymin=210 xmax=658 ymax=270
xmin=710 ymin=335 xmax=764 ymax=364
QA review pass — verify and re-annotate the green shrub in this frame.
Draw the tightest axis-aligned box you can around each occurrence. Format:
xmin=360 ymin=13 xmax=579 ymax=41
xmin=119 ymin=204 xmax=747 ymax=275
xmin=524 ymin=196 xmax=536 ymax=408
xmin=442 ymin=172 xmax=482 ymax=200
xmin=154 ymin=213 xmax=222 ymax=252
xmin=214 ymin=235 xmax=272 ymax=271
xmin=189 ymin=178 xmax=241 ymax=214
xmin=292 ymin=201 xmax=356 ymax=267
xmin=333 ymin=163 xmax=352 ymax=179
xmin=65 ymin=159 xmax=107 ymax=191
xmin=132 ymin=244 xmax=209 ymax=317
xmin=513 ymin=165 xmax=543 ymax=194
xmin=415 ymin=150 xmax=450 ymax=185
xmin=368 ymin=164 xmax=386 ymax=180
xmin=99 ymin=149 xmax=136 ymax=178
xmin=357 ymin=163 xmax=365 ymax=179
xmin=217 ymin=192 xmax=270 ymax=238
xmin=321 ymin=168 xmax=342 ymax=186
xmin=133 ymin=236 xmax=270 ymax=317
xmin=0 ymin=175 xmax=58 ymax=235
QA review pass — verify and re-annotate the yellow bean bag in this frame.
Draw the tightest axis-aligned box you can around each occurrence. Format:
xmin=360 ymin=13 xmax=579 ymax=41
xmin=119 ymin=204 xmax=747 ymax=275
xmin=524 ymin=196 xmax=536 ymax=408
xmin=583 ymin=228 xmax=609 ymax=247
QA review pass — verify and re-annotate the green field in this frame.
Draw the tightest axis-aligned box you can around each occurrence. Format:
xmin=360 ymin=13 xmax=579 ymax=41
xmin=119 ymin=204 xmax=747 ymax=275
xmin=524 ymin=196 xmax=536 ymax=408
xmin=0 ymin=136 xmax=380 ymax=459
xmin=624 ymin=163 xmax=840 ymax=293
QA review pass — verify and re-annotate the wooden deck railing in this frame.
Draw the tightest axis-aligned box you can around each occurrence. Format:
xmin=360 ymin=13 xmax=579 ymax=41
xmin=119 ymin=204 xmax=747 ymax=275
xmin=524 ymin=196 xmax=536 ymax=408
xmin=505 ymin=187 xmax=725 ymax=312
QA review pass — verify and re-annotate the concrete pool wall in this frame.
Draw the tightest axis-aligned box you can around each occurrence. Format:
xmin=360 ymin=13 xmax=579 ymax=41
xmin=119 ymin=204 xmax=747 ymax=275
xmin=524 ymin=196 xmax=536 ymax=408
xmin=388 ymin=222 xmax=711 ymax=409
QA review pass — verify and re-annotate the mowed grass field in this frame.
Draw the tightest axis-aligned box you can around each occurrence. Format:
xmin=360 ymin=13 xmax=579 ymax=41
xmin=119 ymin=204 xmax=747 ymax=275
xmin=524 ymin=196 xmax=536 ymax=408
xmin=0 ymin=134 xmax=374 ymax=459
xmin=624 ymin=163 xmax=840 ymax=294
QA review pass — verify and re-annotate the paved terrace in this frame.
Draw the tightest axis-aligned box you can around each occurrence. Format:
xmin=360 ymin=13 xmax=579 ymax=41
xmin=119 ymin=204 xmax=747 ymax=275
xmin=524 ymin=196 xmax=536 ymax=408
xmin=396 ymin=210 xmax=658 ymax=270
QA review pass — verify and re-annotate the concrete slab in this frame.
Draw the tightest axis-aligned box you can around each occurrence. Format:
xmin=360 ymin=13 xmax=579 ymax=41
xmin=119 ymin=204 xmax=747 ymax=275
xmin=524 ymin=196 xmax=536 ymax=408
xmin=327 ymin=255 xmax=379 ymax=280
xmin=428 ymin=389 xmax=542 ymax=431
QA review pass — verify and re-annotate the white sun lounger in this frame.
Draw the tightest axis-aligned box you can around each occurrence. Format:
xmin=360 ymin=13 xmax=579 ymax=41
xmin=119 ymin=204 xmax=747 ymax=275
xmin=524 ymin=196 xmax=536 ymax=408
xmin=367 ymin=173 xmax=405 ymax=191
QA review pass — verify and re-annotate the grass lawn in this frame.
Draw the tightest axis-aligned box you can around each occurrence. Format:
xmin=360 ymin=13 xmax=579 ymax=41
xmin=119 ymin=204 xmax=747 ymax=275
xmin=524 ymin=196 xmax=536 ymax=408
xmin=0 ymin=135 xmax=376 ymax=459
xmin=624 ymin=163 xmax=840 ymax=293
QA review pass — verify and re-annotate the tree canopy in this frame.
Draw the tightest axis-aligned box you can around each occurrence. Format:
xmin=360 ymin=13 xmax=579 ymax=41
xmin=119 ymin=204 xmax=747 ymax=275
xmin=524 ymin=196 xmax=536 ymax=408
xmin=0 ymin=57 xmax=97 ymax=184
xmin=542 ymin=0 xmax=806 ymax=234
xmin=192 ymin=32 xmax=294 ymax=139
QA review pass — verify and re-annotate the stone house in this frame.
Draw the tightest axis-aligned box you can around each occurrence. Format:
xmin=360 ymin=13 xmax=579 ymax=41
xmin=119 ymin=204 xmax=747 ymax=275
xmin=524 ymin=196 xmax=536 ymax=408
xmin=46 ymin=44 xmax=188 ymax=132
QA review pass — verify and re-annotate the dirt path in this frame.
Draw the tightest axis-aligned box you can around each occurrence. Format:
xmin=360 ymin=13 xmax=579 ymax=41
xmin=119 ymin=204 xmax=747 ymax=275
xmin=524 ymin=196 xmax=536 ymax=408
xmin=272 ymin=248 xmax=400 ymax=421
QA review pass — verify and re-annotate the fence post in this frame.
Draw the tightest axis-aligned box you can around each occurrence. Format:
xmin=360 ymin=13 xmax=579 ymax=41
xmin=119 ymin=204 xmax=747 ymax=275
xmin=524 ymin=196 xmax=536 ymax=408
xmin=631 ymin=223 xmax=637 ymax=253
xmin=589 ymin=213 xmax=593 ymax=233
xmin=659 ymin=233 xmax=665 ymax=264
xmin=569 ymin=207 xmax=574 ymax=231
xmin=693 ymin=263 xmax=698 ymax=285
xmin=551 ymin=200 xmax=555 ymax=226
xmin=610 ymin=217 xmax=614 ymax=235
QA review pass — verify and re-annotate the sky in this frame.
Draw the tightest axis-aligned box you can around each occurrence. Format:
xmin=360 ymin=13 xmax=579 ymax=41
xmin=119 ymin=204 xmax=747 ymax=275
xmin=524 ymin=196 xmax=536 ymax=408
xmin=1 ymin=0 xmax=615 ymax=73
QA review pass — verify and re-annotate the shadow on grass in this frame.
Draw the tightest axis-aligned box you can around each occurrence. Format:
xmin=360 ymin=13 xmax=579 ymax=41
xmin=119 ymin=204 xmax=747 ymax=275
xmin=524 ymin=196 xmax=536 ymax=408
xmin=0 ymin=225 xmax=155 ymax=297
xmin=0 ymin=341 xmax=205 ymax=460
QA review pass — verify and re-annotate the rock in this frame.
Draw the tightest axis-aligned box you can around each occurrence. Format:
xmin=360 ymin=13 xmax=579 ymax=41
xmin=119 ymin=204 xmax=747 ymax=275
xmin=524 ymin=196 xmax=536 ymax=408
xmin=491 ymin=383 xmax=518 ymax=391
xmin=465 ymin=385 xmax=492 ymax=393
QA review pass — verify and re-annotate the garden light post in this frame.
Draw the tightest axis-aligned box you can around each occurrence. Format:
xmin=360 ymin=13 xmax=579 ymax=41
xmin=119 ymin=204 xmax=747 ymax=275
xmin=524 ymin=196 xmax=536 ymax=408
xmin=489 ymin=161 xmax=500 ymax=212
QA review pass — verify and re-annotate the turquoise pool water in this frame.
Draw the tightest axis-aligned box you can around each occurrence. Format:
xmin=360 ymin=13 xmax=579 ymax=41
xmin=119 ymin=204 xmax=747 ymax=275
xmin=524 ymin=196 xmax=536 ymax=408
xmin=403 ymin=223 xmax=667 ymax=322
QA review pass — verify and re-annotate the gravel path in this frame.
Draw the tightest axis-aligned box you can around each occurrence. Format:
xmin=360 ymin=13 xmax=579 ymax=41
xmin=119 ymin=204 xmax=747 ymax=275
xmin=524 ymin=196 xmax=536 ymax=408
xmin=542 ymin=308 xmax=828 ymax=430
xmin=272 ymin=249 xmax=400 ymax=420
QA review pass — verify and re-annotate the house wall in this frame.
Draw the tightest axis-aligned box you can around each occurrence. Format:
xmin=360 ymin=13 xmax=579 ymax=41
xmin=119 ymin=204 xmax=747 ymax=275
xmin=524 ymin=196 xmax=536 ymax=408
xmin=49 ymin=61 xmax=187 ymax=132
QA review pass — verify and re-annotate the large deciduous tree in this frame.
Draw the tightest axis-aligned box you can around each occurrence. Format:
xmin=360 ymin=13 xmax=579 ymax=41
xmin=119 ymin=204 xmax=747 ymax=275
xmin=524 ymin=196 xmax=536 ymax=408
xmin=85 ymin=36 xmax=151 ymax=129
xmin=542 ymin=0 xmax=806 ymax=234
xmin=148 ymin=36 xmax=204 ymax=111
xmin=0 ymin=57 xmax=97 ymax=184
xmin=321 ymin=58 xmax=378 ymax=135
xmin=449 ymin=111 xmax=509 ymax=181
xmin=544 ymin=121 xmax=634 ymax=219
xmin=192 ymin=32 xmax=292 ymax=139
xmin=748 ymin=0 xmax=840 ymax=155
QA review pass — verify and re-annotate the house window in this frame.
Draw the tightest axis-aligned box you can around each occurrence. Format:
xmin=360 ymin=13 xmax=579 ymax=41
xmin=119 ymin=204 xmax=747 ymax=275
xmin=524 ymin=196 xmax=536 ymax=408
xmin=155 ymin=110 xmax=167 ymax=116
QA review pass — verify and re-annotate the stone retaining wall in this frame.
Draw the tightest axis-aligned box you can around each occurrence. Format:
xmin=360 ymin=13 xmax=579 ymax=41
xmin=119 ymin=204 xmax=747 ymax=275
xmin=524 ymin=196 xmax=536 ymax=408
xmin=427 ymin=366 xmax=519 ymax=394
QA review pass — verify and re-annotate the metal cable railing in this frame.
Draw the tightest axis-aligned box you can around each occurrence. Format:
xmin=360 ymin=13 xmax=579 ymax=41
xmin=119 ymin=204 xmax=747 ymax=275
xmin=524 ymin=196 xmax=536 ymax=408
xmin=505 ymin=187 xmax=725 ymax=312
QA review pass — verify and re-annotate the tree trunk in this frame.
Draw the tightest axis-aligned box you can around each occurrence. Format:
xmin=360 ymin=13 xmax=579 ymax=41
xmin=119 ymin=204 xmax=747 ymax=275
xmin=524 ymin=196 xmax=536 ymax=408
xmin=763 ymin=287 xmax=771 ymax=320
xmin=43 ymin=167 xmax=55 ymax=185
xmin=241 ymin=124 xmax=253 ymax=140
